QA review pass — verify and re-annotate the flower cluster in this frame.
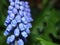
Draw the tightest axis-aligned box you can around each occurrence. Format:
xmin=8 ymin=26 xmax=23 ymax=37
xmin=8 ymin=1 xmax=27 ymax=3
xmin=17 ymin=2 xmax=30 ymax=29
xmin=4 ymin=0 xmax=33 ymax=45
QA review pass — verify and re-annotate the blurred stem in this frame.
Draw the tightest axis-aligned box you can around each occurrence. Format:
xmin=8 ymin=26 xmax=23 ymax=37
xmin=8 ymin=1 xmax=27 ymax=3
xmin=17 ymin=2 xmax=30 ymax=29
xmin=15 ymin=41 xmax=18 ymax=45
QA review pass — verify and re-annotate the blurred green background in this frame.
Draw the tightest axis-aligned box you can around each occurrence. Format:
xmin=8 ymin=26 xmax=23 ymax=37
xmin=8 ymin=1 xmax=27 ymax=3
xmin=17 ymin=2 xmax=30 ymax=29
xmin=0 ymin=0 xmax=60 ymax=45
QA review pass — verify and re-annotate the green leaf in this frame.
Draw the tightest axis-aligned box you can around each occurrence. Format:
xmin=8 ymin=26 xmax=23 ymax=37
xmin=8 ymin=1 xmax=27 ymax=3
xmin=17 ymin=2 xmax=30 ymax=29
xmin=36 ymin=38 xmax=57 ymax=45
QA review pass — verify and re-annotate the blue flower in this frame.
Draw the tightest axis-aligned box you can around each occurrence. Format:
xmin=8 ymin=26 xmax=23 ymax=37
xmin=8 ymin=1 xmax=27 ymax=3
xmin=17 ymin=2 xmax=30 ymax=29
xmin=15 ymin=4 xmax=20 ymax=9
xmin=10 ymin=2 xmax=15 ymax=6
xmin=9 ymin=0 xmax=13 ymax=2
xmin=7 ymin=36 xmax=11 ymax=44
xmin=11 ymin=20 xmax=17 ymax=27
xmin=18 ymin=39 xmax=24 ymax=45
xmin=15 ymin=15 xmax=21 ymax=23
xmin=10 ymin=35 xmax=15 ymax=42
xmin=4 ymin=31 xmax=9 ymax=36
xmin=8 ymin=5 xmax=14 ymax=10
xmin=21 ymin=17 xmax=28 ymax=24
xmin=19 ymin=1 xmax=24 ymax=6
xmin=25 ymin=23 xmax=32 ymax=29
xmin=8 ymin=10 xmax=12 ymax=14
xmin=25 ymin=1 xmax=29 ymax=5
xmin=21 ymin=31 xmax=28 ymax=38
xmin=19 ymin=23 xmax=25 ymax=31
xmin=4 ymin=0 xmax=33 ymax=45
xmin=25 ymin=28 xmax=30 ymax=34
xmin=12 ymin=8 xmax=18 ymax=14
xmin=15 ymin=0 xmax=20 ymax=5
xmin=14 ymin=27 xmax=20 ymax=37
xmin=5 ymin=16 xmax=10 ymax=23
xmin=6 ymin=24 xmax=12 ymax=32
xmin=9 ymin=13 xmax=15 ymax=20
xmin=19 ymin=10 xmax=23 ymax=17
xmin=20 ymin=6 xmax=24 ymax=10
xmin=7 ymin=35 xmax=15 ymax=44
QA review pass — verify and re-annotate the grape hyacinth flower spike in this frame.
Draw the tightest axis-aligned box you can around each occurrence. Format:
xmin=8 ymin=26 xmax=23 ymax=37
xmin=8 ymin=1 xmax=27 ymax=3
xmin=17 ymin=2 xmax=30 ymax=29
xmin=4 ymin=0 xmax=33 ymax=45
